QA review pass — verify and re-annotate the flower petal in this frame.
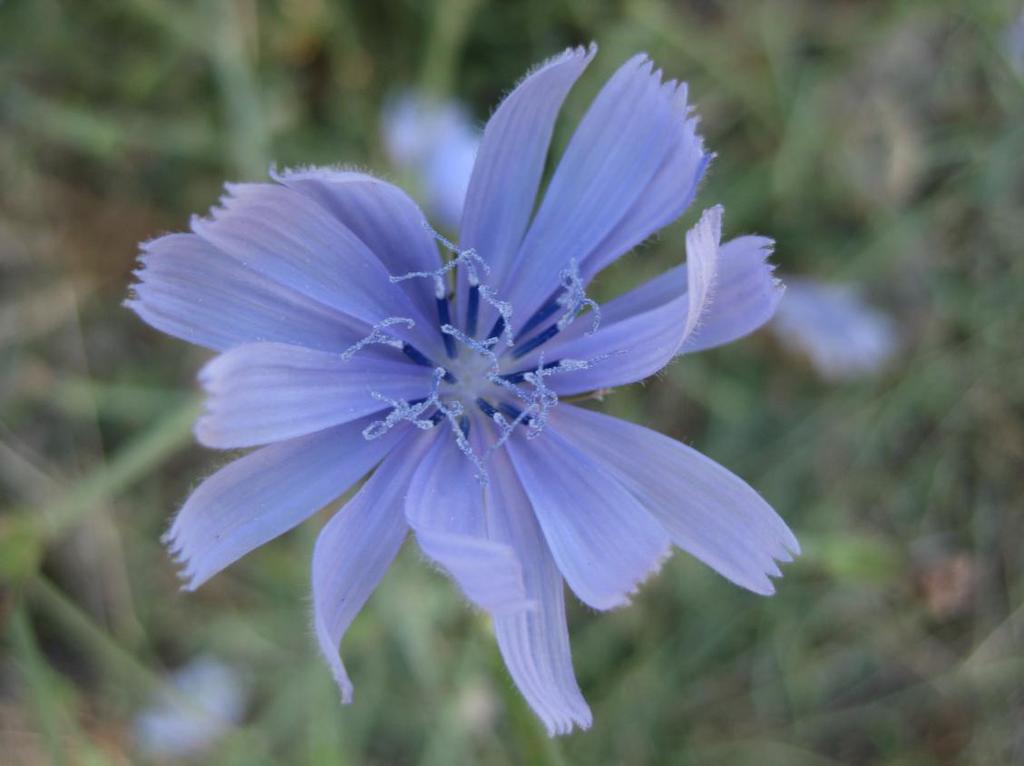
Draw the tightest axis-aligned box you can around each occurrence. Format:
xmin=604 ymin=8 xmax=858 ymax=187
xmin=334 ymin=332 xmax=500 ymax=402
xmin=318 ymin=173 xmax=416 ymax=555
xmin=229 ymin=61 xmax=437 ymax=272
xmin=406 ymin=426 xmax=532 ymax=614
xmin=460 ymin=45 xmax=595 ymax=299
xmin=580 ymin=86 xmax=711 ymax=282
xmin=503 ymin=55 xmax=704 ymax=322
xmin=190 ymin=181 xmax=437 ymax=352
xmin=485 ymin=446 xmax=592 ymax=736
xmin=166 ymin=417 xmax=406 ymax=589
xmin=505 ymin=427 xmax=670 ymax=610
xmin=273 ymin=167 xmax=442 ymax=320
xmin=127 ymin=233 xmax=368 ymax=353
xmin=312 ymin=438 xmax=422 ymax=703
xmin=195 ymin=342 xmax=431 ymax=448
xmin=678 ymin=234 xmax=784 ymax=354
xmin=550 ymin=405 xmax=799 ymax=595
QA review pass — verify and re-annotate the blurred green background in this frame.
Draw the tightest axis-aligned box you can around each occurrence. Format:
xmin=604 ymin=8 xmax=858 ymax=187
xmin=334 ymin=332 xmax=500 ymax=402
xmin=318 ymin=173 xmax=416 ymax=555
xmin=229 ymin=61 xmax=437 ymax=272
xmin=2 ymin=0 xmax=1023 ymax=764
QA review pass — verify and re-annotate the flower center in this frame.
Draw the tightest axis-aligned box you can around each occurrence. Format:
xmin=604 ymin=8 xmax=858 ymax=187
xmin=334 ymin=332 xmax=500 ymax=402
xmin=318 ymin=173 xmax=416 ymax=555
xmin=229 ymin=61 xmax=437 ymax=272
xmin=354 ymin=224 xmax=607 ymax=483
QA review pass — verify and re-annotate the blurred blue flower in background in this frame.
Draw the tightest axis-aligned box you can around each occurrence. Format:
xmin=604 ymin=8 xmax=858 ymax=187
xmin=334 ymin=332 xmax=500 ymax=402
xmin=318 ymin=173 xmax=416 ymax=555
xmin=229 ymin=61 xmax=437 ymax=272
xmin=382 ymin=91 xmax=479 ymax=230
xmin=1008 ymin=11 xmax=1024 ymax=74
xmin=772 ymin=277 xmax=898 ymax=381
xmin=127 ymin=44 xmax=798 ymax=735
xmin=133 ymin=656 xmax=246 ymax=760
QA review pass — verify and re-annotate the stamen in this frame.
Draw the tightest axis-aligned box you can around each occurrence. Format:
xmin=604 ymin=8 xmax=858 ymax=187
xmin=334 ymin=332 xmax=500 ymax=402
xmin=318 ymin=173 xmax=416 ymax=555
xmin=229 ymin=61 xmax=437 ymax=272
xmin=341 ymin=317 xmax=414 ymax=361
xmin=508 ymin=261 xmax=602 ymax=360
xmin=486 ymin=316 xmax=506 ymax=345
xmin=488 ymin=407 xmax=534 ymax=453
xmin=441 ymin=324 xmax=499 ymax=367
xmin=476 ymin=398 xmax=499 ymax=418
xmin=511 ymin=324 xmax=559 ymax=360
xmin=556 ymin=258 xmax=601 ymax=334
xmin=501 ymin=360 xmax=562 ymax=384
xmin=362 ymin=363 xmax=490 ymax=484
xmin=363 ymin=367 xmax=449 ymax=440
xmin=465 ymin=284 xmax=480 ymax=338
xmin=440 ymin=400 xmax=488 ymax=484
xmin=436 ymin=297 xmax=457 ymax=358
xmin=389 ymin=222 xmax=490 ymax=297
xmin=479 ymin=285 xmax=514 ymax=346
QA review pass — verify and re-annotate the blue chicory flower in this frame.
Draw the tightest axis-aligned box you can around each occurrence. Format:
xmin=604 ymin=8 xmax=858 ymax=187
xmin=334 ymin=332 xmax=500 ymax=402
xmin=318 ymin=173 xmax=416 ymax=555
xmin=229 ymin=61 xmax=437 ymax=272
xmin=772 ymin=277 xmax=898 ymax=381
xmin=1009 ymin=11 xmax=1024 ymax=75
xmin=133 ymin=656 xmax=246 ymax=759
xmin=382 ymin=91 xmax=479 ymax=230
xmin=128 ymin=45 xmax=799 ymax=735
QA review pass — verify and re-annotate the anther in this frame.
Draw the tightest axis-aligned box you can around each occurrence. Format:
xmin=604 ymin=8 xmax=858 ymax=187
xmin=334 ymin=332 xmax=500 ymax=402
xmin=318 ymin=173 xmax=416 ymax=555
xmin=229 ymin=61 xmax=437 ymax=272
xmin=402 ymin=343 xmax=456 ymax=383
xmin=436 ymin=297 xmax=457 ymax=358
xmin=466 ymin=284 xmax=480 ymax=338
xmin=475 ymin=398 xmax=499 ymax=418
xmin=511 ymin=323 xmax=559 ymax=359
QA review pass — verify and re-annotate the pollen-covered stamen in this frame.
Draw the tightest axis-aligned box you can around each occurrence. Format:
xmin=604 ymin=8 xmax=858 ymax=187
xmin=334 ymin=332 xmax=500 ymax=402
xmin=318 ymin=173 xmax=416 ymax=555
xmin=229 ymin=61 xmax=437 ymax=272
xmin=441 ymin=399 xmax=488 ymax=483
xmin=389 ymin=224 xmax=490 ymax=296
xmin=363 ymin=367 xmax=449 ymax=439
xmin=488 ymin=406 xmax=535 ymax=453
xmin=510 ymin=259 xmax=602 ymax=360
xmin=556 ymin=258 xmax=601 ymax=334
xmin=441 ymin=324 xmax=499 ymax=367
xmin=479 ymin=285 xmax=514 ymax=346
xmin=500 ymin=359 xmax=563 ymax=384
xmin=389 ymin=227 xmax=493 ymax=357
xmin=341 ymin=317 xmax=415 ymax=361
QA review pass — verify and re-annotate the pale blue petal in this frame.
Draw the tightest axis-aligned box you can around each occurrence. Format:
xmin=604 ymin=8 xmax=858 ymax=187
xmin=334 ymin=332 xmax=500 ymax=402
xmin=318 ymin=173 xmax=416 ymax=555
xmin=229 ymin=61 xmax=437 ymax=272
xmin=459 ymin=44 xmax=595 ymax=324
xmin=313 ymin=438 xmax=422 ymax=703
xmin=502 ymin=55 xmax=704 ymax=322
xmin=678 ymin=234 xmax=784 ymax=354
xmin=579 ymin=86 xmax=710 ymax=281
xmin=406 ymin=427 xmax=532 ymax=614
xmin=127 ymin=233 xmax=368 ymax=353
xmin=273 ymin=167 xmax=442 ymax=320
xmin=506 ymin=427 xmax=670 ymax=610
xmin=190 ymin=181 xmax=437 ymax=352
xmin=165 ymin=417 xmax=405 ymax=589
xmin=550 ymin=405 xmax=799 ymax=595
xmin=195 ymin=342 xmax=431 ymax=448
xmin=485 ymin=446 xmax=591 ymax=736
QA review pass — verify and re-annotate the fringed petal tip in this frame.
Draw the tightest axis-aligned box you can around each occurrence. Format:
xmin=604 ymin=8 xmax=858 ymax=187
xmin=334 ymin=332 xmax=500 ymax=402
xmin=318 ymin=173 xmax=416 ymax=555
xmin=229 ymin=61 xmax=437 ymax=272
xmin=542 ymin=705 xmax=593 ymax=737
xmin=518 ymin=42 xmax=597 ymax=87
xmin=163 ymin=540 xmax=202 ymax=593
